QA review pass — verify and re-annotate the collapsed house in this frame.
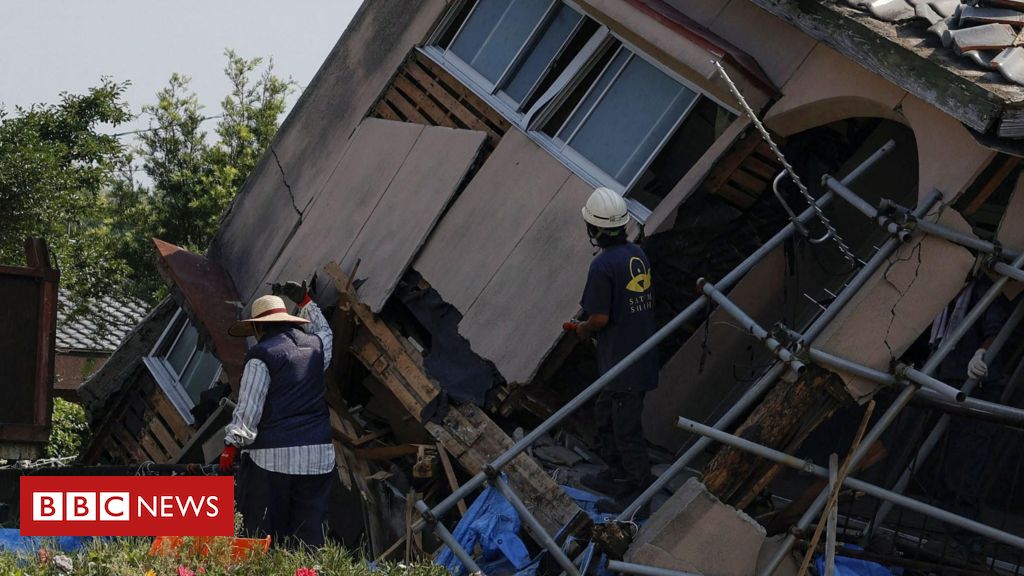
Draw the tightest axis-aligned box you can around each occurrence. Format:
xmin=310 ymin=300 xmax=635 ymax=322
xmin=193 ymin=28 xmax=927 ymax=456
xmin=75 ymin=0 xmax=1024 ymax=573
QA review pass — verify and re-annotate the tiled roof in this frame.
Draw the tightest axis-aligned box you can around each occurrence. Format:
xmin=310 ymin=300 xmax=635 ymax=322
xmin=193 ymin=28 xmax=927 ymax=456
xmin=56 ymin=296 xmax=150 ymax=354
xmin=842 ymin=0 xmax=1024 ymax=85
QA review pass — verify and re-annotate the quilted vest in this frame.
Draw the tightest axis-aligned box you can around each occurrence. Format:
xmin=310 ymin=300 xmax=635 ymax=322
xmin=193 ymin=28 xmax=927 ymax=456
xmin=246 ymin=327 xmax=331 ymax=450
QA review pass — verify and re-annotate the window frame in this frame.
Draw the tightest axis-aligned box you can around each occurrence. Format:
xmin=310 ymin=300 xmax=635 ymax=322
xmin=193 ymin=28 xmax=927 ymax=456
xmin=143 ymin=308 xmax=224 ymax=425
xmin=423 ymin=0 xmax=739 ymax=222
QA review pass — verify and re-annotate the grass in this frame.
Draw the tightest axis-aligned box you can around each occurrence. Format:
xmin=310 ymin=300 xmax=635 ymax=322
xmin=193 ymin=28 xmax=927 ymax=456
xmin=0 ymin=537 xmax=448 ymax=576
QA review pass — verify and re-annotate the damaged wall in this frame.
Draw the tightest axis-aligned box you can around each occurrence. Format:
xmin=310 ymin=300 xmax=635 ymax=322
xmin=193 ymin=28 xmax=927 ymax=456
xmin=208 ymin=0 xmax=448 ymax=304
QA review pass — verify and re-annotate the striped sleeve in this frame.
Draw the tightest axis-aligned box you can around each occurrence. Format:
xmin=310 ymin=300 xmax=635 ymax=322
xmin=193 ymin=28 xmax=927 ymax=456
xmin=223 ymin=358 xmax=270 ymax=447
xmin=299 ymin=301 xmax=333 ymax=370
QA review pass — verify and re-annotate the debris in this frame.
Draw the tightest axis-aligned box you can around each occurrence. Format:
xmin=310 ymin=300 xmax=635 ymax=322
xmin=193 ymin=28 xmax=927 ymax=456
xmin=625 ymin=478 xmax=767 ymax=576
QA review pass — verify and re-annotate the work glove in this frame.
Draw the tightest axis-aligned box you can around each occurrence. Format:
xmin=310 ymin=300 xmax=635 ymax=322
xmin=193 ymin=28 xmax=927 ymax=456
xmin=562 ymin=321 xmax=579 ymax=332
xmin=219 ymin=444 xmax=239 ymax=473
xmin=272 ymin=280 xmax=310 ymax=306
xmin=968 ymin=348 xmax=989 ymax=380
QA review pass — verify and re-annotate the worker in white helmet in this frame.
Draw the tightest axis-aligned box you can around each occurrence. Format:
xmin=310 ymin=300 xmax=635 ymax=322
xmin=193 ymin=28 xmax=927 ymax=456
xmin=571 ymin=187 xmax=658 ymax=510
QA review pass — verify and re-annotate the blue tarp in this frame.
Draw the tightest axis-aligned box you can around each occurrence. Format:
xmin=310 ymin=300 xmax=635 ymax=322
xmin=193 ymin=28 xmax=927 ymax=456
xmin=435 ymin=480 xmax=532 ymax=576
xmin=814 ymin=545 xmax=902 ymax=576
xmin=0 ymin=529 xmax=95 ymax=554
xmin=435 ymin=482 xmax=621 ymax=576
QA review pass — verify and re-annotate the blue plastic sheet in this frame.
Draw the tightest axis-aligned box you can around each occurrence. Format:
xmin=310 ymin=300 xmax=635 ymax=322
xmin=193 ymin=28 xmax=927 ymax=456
xmin=814 ymin=545 xmax=902 ymax=576
xmin=0 ymin=528 xmax=95 ymax=554
xmin=435 ymin=480 xmax=532 ymax=576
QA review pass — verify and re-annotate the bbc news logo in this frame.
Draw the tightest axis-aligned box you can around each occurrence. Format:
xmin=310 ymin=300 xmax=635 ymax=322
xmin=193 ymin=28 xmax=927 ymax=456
xmin=21 ymin=476 xmax=234 ymax=536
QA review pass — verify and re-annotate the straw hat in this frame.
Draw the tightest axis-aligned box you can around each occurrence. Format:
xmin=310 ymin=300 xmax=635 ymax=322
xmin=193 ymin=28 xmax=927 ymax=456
xmin=229 ymin=294 xmax=309 ymax=337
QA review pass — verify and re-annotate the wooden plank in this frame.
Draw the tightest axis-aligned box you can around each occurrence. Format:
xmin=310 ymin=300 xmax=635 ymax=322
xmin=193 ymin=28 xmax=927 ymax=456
xmin=965 ymin=156 xmax=1021 ymax=215
xmin=326 ymin=262 xmax=441 ymax=417
xmin=426 ymin=404 xmax=587 ymax=536
xmin=147 ymin=410 xmax=183 ymax=458
xmin=405 ymin=60 xmax=495 ymax=134
xmin=393 ymin=74 xmax=449 ymax=126
xmin=730 ymin=167 xmax=770 ymax=195
xmin=139 ymin=431 xmax=170 ymax=463
xmin=742 ymin=154 xmax=782 ymax=180
xmin=387 ymin=88 xmax=431 ymax=125
xmin=149 ymin=394 xmax=192 ymax=444
xmin=374 ymin=100 xmax=402 ymax=122
xmin=354 ymin=444 xmax=421 ymax=461
xmin=415 ymin=54 xmax=509 ymax=134
xmin=703 ymin=131 xmax=763 ymax=193
xmin=436 ymin=443 xmax=468 ymax=517
xmin=716 ymin=182 xmax=758 ymax=208
xmin=111 ymin=423 xmax=148 ymax=462
xmin=337 ymin=124 xmax=486 ymax=312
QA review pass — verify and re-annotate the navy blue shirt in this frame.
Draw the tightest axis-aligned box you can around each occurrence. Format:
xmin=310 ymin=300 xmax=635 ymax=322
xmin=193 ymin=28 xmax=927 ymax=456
xmin=581 ymin=242 xmax=659 ymax=392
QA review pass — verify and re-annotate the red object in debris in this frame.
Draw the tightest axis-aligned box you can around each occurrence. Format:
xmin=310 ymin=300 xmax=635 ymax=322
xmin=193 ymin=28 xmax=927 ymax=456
xmin=150 ymin=536 xmax=271 ymax=562
xmin=562 ymin=321 xmax=579 ymax=331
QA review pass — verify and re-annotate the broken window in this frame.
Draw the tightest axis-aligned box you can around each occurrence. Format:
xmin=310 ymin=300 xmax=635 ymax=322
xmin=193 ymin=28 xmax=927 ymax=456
xmin=427 ymin=0 xmax=736 ymax=221
xmin=143 ymin=308 xmax=222 ymax=423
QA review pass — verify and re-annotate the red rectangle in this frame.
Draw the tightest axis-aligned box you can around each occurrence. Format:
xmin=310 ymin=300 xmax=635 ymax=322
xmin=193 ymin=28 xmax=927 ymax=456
xmin=20 ymin=476 xmax=234 ymax=536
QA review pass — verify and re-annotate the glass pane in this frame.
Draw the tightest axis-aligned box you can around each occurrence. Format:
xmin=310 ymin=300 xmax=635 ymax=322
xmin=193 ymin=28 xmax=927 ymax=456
xmin=181 ymin=348 xmax=221 ymax=405
xmin=556 ymin=48 xmax=629 ymax=142
xmin=567 ymin=54 xmax=697 ymax=184
xmin=450 ymin=0 xmax=552 ymax=84
xmin=502 ymin=3 xmax=583 ymax=105
xmin=165 ymin=323 xmax=198 ymax=377
xmin=628 ymin=97 xmax=737 ymax=210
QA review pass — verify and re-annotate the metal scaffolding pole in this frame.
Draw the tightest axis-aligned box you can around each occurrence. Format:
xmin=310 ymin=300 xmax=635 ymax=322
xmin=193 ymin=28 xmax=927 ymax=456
xmin=807 ymin=348 xmax=965 ymax=402
xmin=864 ymin=291 xmax=1024 ymax=540
xmin=617 ymin=190 xmax=942 ymax=520
xmin=675 ymin=416 xmax=1024 ymax=550
xmin=490 ymin=478 xmax=580 ymax=576
xmin=698 ymin=278 xmax=806 ymax=374
xmin=606 ymin=560 xmax=703 ymax=576
xmin=758 ymin=241 xmax=1021 ymax=576
xmin=416 ymin=500 xmax=482 ymax=574
xmin=414 ymin=140 xmax=898 ymax=570
xmin=822 ymin=176 xmax=912 ymax=243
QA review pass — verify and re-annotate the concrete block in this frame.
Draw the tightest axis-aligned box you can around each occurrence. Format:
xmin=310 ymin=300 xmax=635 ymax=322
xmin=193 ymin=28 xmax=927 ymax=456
xmin=625 ymin=478 xmax=766 ymax=576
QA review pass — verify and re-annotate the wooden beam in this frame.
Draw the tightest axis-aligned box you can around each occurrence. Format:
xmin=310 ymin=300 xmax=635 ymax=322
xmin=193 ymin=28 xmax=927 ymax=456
xmin=324 ymin=261 xmax=586 ymax=537
xmin=965 ymin=156 xmax=1021 ymax=216
xmin=355 ymin=444 xmax=421 ymax=461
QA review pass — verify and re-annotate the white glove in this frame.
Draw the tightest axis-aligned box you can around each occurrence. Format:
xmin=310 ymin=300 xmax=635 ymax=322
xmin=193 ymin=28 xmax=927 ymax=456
xmin=968 ymin=348 xmax=988 ymax=380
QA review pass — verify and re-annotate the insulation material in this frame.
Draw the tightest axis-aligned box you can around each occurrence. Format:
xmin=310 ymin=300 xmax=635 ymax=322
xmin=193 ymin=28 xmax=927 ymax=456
xmin=997 ymin=171 xmax=1024 ymax=300
xmin=458 ymin=176 xmax=595 ymax=384
xmin=414 ymin=130 xmax=572 ymax=314
xmin=261 ymin=118 xmax=484 ymax=311
xmin=814 ymin=209 xmax=976 ymax=399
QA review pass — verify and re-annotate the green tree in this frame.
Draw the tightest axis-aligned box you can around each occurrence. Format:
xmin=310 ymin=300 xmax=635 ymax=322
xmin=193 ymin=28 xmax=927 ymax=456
xmin=45 ymin=397 xmax=90 ymax=459
xmin=133 ymin=50 xmax=294 ymax=256
xmin=0 ymin=80 xmax=133 ymax=308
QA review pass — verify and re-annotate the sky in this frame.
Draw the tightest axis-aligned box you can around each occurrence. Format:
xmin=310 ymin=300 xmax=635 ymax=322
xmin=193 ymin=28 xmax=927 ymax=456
xmin=0 ymin=0 xmax=364 ymax=135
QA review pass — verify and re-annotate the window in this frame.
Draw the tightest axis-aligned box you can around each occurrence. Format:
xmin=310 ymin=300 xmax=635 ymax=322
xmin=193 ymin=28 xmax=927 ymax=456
xmin=439 ymin=0 xmax=598 ymax=113
xmin=428 ymin=0 xmax=737 ymax=219
xmin=144 ymin=309 xmax=223 ymax=424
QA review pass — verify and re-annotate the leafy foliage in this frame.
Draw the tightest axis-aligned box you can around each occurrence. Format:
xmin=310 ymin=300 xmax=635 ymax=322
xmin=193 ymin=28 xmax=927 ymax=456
xmin=0 ymin=80 xmax=133 ymax=308
xmin=0 ymin=537 xmax=447 ymax=576
xmin=0 ymin=51 xmax=294 ymax=307
xmin=44 ymin=398 xmax=90 ymax=459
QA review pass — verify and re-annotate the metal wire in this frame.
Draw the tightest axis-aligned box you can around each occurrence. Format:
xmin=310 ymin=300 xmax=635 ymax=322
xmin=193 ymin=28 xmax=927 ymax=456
xmin=713 ymin=60 xmax=858 ymax=266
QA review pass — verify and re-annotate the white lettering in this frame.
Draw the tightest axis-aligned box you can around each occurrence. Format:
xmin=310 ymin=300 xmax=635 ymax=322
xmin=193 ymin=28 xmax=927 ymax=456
xmin=205 ymin=496 xmax=219 ymax=517
xmin=137 ymin=496 xmax=158 ymax=517
xmin=33 ymin=492 xmax=63 ymax=521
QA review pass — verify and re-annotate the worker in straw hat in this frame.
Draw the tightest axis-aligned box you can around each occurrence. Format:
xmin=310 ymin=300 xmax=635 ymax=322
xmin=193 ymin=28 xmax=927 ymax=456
xmin=219 ymin=280 xmax=334 ymax=548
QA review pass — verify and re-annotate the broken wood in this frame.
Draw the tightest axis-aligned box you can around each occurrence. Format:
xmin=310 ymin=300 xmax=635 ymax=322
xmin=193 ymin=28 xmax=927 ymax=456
xmin=355 ymin=444 xmax=422 ymax=461
xmin=703 ymin=365 xmax=851 ymax=506
xmin=796 ymin=400 xmax=875 ymax=576
xmin=437 ymin=443 xmax=468 ymax=517
xmin=325 ymin=260 xmax=587 ymax=537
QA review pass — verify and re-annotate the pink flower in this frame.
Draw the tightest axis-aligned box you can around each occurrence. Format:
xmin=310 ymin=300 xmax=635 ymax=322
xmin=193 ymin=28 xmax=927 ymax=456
xmin=177 ymin=566 xmax=196 ymax=576
xmin=294 ymin=568 xmax=319 ymax=576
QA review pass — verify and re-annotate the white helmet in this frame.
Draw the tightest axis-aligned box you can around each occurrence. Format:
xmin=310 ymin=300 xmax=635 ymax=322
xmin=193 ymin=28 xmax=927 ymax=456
xmin=582 ymin=187 xmax=630 ymax=229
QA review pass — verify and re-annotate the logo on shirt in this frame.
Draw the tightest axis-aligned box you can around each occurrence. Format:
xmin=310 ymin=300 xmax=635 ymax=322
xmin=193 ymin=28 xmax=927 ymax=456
xmin=625 ymin=257 xmax=652 ymax=293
